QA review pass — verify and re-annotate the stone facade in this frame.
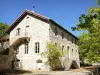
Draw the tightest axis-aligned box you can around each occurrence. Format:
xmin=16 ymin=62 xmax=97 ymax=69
xmin=0 ymin=10 xmax=80 ymax=71
xmin=49 ymin=22 xmax=80 ymax=70
xmin=9 ymin=14 xmax=50 ymax=70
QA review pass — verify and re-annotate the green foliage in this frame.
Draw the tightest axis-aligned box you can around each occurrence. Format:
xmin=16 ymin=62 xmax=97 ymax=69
xmin=72 ymin=0 xmax=100 ymax=63
xmin=79 ymin=33 xmax=90 ymax=60
xmin=0 ymin=22 xmax=9 ymax=36
xmin=41 ymin=42 xmax=66 ymax=70
xmin=97 ymin=0 xmax=100 ymax=6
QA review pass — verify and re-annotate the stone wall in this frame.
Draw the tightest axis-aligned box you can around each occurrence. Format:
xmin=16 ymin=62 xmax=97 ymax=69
xmin=49 ymin=22 xmax=80 ymax=70
xmin=9 ymin=14 xmax=50 ymax=70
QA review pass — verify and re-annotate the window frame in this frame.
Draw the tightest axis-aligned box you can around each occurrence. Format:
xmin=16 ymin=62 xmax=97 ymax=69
xmin=25 ymin=43 xmax=29 ymax=54
xmin=25 ymin=25 xmax=29 ymax=36
xmin=16 ymin=28 xmax=20 ymax=36
xmin=35 ymin=42 xmax=40 ymax=53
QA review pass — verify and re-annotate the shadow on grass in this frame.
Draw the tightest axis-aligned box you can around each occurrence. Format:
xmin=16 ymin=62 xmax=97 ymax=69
xmin=0 ymin=69 xmax=32 ymax=75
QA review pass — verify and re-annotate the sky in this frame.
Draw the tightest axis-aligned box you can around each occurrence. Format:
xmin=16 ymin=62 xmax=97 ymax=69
xmin=0 ymin=0 xmax=97 ymax=36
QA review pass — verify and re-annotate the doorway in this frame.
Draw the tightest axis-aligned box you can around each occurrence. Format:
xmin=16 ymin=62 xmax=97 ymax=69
xmin=12 ymin=59 xmax=21 ymax=70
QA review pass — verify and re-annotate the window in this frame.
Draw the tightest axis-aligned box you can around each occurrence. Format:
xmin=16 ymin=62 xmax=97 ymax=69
xmin=75 ymin=40 xmax=77 ymax=44
xmin=16 ymin=28 xmax=20 ymax=35
xmin=67 ymin=46 xmax=70 ymax=52
xmin=25 ymin=43 xmax=28 ymax=54
xmin=25 ymin=25 xmax=29 ymax=36
xmin=62 ymin=32 xmax=64 ymax=39
xmin=62 ymin=45 xmax=64 ymax=52
xmin=35 ymin=42 xmax=40 ymax=53
xmin=72 ymin=49 xmax=73 ymax=56
xmin=16 ymin=47 xmax=19 ymax=54
xmin=67 ymin=36 xmax=69 ymax=41
xmin=72 ymin=39 xmax=74 ymax=43
xmin=76 ymin=50 xmax=77 ymax=53
xmin=55 ymin=43 xmax=57 ymax=46
xmin=54 ymin=28 xmax=58 ymax=36
xmin=67 ymin=46 xmax=70 ymax=59
xmin=26 ymin=25 xmax=29 ymax=27
xmin=67 ymin=46 xmax=69 ymax=50
xmin=26 ymin=16 xmax=29 ymax=19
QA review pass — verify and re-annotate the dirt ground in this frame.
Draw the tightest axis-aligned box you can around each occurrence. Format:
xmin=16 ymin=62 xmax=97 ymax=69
xmin=0 ymin=65 xmax=100 ymax=75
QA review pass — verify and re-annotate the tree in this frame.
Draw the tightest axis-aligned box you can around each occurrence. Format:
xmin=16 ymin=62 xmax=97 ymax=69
xmin=72 ymin=0 xmax=100 ymax=63
xmin=0 ymin=22 xmax=9 ymax=36
xmin=41 ymin=42 xmax=66 ymax=70
xmin=79 ymin=33 xmax=91 ymax=64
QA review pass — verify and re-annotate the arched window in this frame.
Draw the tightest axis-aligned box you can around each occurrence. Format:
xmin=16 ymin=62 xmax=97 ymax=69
xmin=67 ymin=46 xmax=70 ymax=59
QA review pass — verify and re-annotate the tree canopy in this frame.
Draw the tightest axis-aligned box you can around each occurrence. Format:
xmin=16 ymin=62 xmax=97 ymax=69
xmin=72 ymin=0 xmax=100 ymax=63
xmin=0 ymin=22 xmax=9 ymax=36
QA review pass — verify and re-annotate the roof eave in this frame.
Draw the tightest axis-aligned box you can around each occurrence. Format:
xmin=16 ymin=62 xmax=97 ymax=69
xmin=49 ymin=19 xmax=79 ymax=40
xmin=6 ymin=10 xmax=50 ymax=33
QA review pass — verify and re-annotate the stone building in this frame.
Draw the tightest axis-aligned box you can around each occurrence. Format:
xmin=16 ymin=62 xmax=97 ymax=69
xmin=0 ymin=9 xmax=80 ymax=71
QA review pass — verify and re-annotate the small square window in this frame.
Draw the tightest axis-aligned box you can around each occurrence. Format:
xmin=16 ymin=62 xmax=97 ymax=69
xmin=26 ymin=25 xmax=29 ymax=27
xmin=26 ymin=16 xmax=29 ymax=19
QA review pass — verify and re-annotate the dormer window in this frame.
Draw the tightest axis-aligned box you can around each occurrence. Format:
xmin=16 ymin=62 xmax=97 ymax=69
xmin=16 ymin=28 xmax=20 ymax=36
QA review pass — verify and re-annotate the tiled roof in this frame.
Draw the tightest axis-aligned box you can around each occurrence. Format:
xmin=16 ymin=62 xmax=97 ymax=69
xmin=6 ymin=9 xmax=78 ymax=40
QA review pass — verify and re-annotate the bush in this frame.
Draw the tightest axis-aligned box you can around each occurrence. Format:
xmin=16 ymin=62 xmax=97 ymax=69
xmin=41 ymin=42 xmax=65 ymax=70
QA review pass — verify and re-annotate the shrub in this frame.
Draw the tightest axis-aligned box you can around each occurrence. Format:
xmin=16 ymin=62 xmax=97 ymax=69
xmin=41 ymin=42 xmax=66 ymax=70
